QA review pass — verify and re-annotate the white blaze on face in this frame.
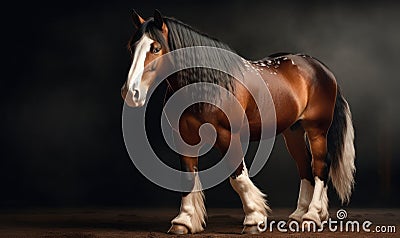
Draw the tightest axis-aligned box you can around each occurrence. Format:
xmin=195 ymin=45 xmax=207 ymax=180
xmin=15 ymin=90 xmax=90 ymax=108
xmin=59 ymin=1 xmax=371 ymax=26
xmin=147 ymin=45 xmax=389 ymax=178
xmin=127 ymin=35 xmax=154 ymax=102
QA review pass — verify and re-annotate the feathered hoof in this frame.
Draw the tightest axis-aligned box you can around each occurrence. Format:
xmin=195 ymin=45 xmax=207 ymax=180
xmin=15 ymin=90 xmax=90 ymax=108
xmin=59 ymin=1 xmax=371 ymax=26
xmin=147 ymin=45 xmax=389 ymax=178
xmin=167 ymin=224 xmax=190 ymax=235
xmin=302 ymin=211 xmax=322 ymax=228
xmin=286 ymin=217 xmax=301 ymax=228
xmin=242 ymin=225 xmax=263 ymax=234
xmin=288 ymin=214 xmax=303 ymax=224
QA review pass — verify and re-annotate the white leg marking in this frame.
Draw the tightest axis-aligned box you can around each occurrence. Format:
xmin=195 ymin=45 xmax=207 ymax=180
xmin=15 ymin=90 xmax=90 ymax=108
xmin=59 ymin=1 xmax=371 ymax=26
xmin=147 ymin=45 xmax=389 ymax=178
xmin=302 ymin=177 xmax=329 ymax=226
xmin=230 ymin=162 xmax=270 ymax=226
xmin=171 ymin=174 xmax=206 ymax=233
xmin=289 ymin=179 xmax=314 ymax=222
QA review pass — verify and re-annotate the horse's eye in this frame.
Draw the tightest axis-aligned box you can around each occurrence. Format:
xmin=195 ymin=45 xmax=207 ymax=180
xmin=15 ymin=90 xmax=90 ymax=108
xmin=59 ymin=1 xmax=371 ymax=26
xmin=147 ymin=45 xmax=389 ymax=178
xmin=152 ymin=47 xmax=161 ymax=54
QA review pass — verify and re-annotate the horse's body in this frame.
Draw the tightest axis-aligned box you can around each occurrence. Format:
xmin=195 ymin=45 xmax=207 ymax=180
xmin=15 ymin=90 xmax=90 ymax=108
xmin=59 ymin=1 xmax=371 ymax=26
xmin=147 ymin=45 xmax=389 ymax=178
xmin=176 ymin=53 xmax=336 ymax=138
xmin=121 ymin=10 xmax=355 ymax=235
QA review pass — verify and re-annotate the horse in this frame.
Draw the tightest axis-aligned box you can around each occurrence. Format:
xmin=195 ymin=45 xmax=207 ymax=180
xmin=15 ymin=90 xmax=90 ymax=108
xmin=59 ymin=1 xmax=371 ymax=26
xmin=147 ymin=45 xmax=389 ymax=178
xmin=121 ymin=10 xmax=355 ymax=234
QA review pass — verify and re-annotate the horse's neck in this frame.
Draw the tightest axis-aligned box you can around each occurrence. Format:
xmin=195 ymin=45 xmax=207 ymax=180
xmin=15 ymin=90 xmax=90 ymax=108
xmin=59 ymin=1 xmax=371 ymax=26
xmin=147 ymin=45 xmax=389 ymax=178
xmin=164 ymin=75 xmax=180 ymax=103
xmin=166 ymin=75 xmax=179 ymax=91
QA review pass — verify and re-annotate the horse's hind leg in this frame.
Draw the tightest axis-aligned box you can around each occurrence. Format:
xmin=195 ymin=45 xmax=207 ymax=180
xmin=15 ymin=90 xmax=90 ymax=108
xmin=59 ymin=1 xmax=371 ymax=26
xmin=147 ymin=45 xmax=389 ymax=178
xmin=283 ymin=125 xmax=314 ymax=223
xmin=301 ymin=120 xmax=331 ymax=227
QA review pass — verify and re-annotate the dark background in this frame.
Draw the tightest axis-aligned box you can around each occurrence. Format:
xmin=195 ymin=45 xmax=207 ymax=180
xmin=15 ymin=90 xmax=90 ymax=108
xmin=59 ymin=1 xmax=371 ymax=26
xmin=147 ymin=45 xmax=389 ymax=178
xmin=1 ymin=0 xmax=399 ymax=209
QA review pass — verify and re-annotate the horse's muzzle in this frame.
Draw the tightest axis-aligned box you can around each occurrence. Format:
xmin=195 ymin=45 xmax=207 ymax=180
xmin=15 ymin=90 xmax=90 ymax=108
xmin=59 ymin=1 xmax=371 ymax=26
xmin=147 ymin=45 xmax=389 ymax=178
xmin=121 ymin=84 xmax=145 ymax=107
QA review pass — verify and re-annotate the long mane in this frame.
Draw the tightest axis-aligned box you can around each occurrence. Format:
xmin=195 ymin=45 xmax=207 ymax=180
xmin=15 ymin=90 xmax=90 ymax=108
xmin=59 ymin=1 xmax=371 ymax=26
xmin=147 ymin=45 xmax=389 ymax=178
xmin=130 ymin=17 xmax=244 ymax=110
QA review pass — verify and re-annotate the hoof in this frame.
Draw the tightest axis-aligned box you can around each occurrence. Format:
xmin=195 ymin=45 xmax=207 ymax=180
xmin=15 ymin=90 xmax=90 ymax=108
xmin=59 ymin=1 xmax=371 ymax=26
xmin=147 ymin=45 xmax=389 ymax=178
xmin=320 ymin=210 xmax=329 ymax=222
xmin=287 ymin=215 xmax=302 ymax=224
xmin=167 ymin=224 xmax=189 ymax=235
xmin=242 ymin=224 xmax=263 ymax=234
xmin=302 ymin=211 xmax=322 ymax=228
xmin=301 ymin=220 xmax=318 ymax=231
xmin=286 ymin=218 xmax=301 ymax=228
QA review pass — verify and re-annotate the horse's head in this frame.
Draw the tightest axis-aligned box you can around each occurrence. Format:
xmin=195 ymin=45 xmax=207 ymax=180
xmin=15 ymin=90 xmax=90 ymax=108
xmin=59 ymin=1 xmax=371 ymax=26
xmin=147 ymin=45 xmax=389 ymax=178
xmin=121 ymin=10 xmax=168 ymax=107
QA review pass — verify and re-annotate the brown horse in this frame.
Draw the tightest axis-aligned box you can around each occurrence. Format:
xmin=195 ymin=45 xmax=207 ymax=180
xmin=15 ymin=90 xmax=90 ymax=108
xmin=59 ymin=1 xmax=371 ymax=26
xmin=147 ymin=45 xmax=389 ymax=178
xmin=121 ymin=10 xmax=355 ymax=234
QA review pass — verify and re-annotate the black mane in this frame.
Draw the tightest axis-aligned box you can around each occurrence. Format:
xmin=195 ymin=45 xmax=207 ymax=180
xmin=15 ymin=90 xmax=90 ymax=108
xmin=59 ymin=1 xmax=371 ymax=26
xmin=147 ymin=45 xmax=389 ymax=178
xmin=129 ymin=17 xmax=244 ymax=110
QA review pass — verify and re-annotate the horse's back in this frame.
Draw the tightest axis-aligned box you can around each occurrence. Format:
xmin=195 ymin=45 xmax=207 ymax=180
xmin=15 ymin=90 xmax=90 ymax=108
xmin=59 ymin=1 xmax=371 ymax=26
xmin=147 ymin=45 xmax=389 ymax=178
xmin=253 ymin=53 xmax=337 ymax=134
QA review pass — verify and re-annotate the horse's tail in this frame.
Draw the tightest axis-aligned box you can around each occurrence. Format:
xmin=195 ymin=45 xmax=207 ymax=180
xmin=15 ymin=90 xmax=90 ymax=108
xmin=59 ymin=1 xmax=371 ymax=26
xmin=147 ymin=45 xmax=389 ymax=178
xmin=328 ymin=87 xmax=356 ymax=204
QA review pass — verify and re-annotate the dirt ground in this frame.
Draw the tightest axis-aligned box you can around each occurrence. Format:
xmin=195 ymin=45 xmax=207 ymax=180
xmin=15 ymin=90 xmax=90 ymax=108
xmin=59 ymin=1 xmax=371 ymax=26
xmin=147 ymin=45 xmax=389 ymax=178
xmin=0 ymin=208 xmax=398 ymax=237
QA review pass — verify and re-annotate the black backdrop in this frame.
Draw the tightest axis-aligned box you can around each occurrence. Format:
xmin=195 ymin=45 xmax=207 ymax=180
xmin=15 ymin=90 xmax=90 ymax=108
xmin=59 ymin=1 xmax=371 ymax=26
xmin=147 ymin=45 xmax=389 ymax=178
xmin=1 ymin=0 xmax=399 ymax=208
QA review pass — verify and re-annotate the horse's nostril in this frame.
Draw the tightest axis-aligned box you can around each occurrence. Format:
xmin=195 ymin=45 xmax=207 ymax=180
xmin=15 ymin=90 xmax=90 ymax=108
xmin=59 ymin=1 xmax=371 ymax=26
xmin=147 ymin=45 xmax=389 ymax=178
xmin=133 ymin=89 xmax=140 ymax=100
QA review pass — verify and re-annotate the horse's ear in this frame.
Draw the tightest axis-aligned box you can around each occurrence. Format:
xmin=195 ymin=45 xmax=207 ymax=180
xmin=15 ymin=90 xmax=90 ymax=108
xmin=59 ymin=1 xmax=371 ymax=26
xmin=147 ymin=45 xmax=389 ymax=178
xmin=154 ymin=9 xmax=167 ymax=33
xmin=132 ymin=9 xmax=145 ymax=29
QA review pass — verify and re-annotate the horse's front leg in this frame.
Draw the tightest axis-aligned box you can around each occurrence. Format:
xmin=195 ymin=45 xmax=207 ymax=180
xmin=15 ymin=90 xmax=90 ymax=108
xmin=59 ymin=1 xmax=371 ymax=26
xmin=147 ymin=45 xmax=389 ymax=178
xmin=168 ymin=156 xmax=205 ymax=234
xmin=216 ymin=131 xmax=270 ymax=234
xmin=230 ymin=162 xmax=270 ymax=234
xmin=168 ymin=119 xmax=206 ymax=234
